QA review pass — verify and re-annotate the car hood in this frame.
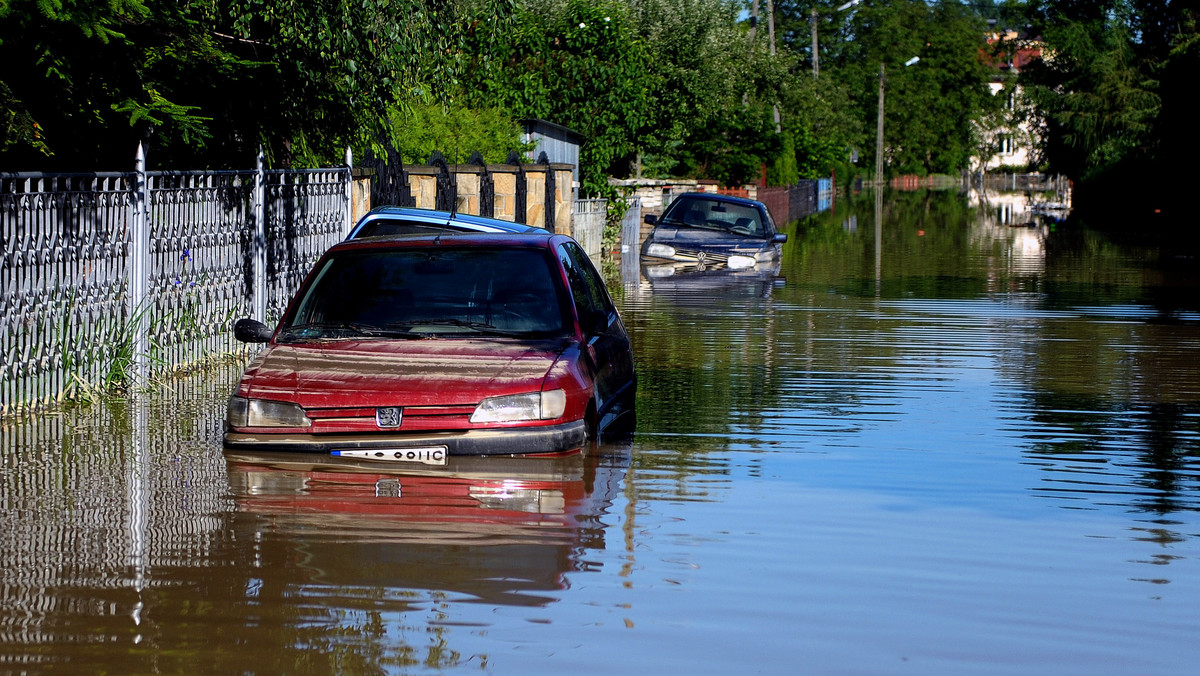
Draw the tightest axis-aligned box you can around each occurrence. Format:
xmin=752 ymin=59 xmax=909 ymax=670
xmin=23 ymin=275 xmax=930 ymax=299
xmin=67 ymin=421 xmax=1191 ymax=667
xmin=236 ymin=339 xmax=569 ymax=409
xmin=648 ymin=226 xmax=769 ymax=250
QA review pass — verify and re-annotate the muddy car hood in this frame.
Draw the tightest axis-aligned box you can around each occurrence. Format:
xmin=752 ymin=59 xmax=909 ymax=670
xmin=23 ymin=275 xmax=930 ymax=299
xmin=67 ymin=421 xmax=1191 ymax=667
xmin=236 ymin=338 xmax=569 ymax=409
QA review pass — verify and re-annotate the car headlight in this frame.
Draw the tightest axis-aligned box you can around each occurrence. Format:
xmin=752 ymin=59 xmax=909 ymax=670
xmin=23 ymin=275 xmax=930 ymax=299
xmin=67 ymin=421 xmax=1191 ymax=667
xmin=227 ymin=396 xmax=312 ymax=428
xmin=645 ymin=243 xmax=676 ymax=258
xmin=727 ymin=255 xmax=757 ymax=270
xmin=470 ymin=390 xmax=567 ymax=423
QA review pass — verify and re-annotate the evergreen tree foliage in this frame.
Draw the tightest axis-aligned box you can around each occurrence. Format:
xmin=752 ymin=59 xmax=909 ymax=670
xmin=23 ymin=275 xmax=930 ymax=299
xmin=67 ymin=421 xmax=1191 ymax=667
xmin=1020 ymin=0 xmax=1197 ymax=217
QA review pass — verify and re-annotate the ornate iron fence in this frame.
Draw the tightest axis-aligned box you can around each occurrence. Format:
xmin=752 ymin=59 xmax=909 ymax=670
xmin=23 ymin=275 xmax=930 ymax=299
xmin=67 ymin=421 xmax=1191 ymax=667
xmin=361 ymin=145 xmax=414 ymax=208
xmin=470 ymin=152 xmax=495 ymax=218
xmin=2 ymin=146 xmax=352 ymax=415
xmin=508 ymin=151 xmax=528 ymax=225
xmin=538 ymin=152 xmax=556 ymax=233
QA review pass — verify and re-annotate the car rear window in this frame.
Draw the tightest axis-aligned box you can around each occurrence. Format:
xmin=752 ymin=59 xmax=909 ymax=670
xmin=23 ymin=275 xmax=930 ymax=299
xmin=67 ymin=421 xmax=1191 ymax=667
xmin=283 ymin=247 xmax=570 ymax=338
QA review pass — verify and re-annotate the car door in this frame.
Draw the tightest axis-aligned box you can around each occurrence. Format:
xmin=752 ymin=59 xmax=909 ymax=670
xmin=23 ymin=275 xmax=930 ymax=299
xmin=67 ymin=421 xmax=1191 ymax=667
xmin=556 ymin=241 xmax=635 ymax=423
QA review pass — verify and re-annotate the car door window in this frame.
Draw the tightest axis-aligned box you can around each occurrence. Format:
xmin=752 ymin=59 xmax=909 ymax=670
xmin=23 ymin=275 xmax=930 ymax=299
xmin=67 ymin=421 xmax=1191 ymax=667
xmin=557 ymin=242 xmax=612 ymax=325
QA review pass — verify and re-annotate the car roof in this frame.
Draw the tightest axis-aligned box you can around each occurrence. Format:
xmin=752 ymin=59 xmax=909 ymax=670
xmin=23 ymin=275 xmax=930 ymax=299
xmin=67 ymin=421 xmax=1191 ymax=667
xmin=327 ymin=231 xmax=564 ymax=254
xmin=351 ymin=206 xmax=548 ymax=237
xmin=668 ymin=192 xmax=766 ymax=209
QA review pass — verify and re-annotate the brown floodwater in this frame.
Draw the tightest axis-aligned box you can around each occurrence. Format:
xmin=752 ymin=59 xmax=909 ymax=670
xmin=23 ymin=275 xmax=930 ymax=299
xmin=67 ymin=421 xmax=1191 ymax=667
xmin=3 ymin=190 xmax=1199 ymax=674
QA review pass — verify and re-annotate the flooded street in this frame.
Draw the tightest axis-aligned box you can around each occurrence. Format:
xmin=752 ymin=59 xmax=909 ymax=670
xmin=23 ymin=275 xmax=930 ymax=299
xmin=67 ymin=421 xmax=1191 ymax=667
xmin=3 ymin=189 xmax=1200 ymax=674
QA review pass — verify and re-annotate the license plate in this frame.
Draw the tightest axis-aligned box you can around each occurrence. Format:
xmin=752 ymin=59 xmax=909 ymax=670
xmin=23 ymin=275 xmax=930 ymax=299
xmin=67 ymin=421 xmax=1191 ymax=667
xmin=331 ymin=447 xmax=447 ymax=465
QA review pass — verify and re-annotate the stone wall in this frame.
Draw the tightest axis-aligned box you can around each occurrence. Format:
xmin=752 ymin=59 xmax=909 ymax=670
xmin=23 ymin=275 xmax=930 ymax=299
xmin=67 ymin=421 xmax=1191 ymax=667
xmin=367 ymin=162 xmax=576 ymax=233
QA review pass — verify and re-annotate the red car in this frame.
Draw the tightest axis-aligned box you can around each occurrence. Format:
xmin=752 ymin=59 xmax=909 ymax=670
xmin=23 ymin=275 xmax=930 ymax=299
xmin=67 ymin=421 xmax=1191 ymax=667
xmin=224 ymin=233 xmax=636 ymax=462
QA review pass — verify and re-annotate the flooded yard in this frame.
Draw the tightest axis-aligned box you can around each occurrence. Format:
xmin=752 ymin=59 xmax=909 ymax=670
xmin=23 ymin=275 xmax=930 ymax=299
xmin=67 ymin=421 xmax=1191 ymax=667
xmin=3 ymin=189 xmax=1199 ymax=674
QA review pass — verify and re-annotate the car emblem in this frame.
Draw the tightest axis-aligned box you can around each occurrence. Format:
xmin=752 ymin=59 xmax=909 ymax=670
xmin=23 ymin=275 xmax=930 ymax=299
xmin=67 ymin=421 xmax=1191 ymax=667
xmin=376 ymin=407 xmax=403 ymax=428
xmin=696 ymin=251 xmax=707 ymax=265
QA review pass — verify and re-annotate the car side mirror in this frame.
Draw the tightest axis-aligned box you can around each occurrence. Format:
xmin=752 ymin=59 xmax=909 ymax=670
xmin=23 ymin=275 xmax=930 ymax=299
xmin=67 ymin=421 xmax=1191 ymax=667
xmin=773 ymin=233 xmax=788 ymax=243
xmin=234 ymin=318 xmax=273 ymax=343
xmin=643 ymin=214 xmax=658 ymax=226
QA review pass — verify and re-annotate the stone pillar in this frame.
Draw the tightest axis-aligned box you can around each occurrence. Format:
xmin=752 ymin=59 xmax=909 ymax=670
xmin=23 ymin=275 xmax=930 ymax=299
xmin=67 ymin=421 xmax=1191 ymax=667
xmin=454 ymin=165 xmax=482 ymax=215
xmin=551 ymin=164 xmax=574 ymax=234
xmin=491 ymin=166 xmax=517 ymax=221
xmin=524 ymin=165 xmax=546 ymax=228
xmin=351 ymin=168 xmax=374 ymax=222
xmin=407 ymin=167 xmax=438 ymax=209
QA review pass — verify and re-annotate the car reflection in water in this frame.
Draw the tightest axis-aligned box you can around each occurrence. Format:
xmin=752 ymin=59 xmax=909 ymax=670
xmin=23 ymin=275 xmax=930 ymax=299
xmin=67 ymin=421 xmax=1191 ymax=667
xmin=225 ymin=442 xmax=630 ymax=608
xmin=640 ymin=258 xmax=786 ymax=301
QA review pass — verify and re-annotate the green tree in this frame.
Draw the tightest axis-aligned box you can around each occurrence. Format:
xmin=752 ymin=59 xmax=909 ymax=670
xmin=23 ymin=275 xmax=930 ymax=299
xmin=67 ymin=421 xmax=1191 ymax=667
xmin=1020 ymin=1 xmax=1159 ymax=183
xmin=217 ymin=0 xmax=487 ymax=166
xmin=388 ymin=100 xmax=530 ymax=164
xmin=1019 ymin=1 xmax=1198 ymax=220
xmin=777 ymin=65 xmax=862 ymax=179
xmin=777 ymin=0 xmax=993 ymax=178
xmin=463 ymin=0 xmax=652 ymax=196
xmin=1 ymin=0 xmax=502 ymax=169
xmin=0 ymin=0 xmax=226 ymax=167
xmin=625 ymin=0 xmax=753 ymax=175
xmin=671 ymin=102 xmax=781 ymax=186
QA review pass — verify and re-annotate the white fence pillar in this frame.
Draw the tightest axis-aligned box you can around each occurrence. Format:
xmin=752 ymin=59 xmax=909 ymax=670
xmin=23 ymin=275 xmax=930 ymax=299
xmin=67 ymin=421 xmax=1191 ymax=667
xmin=128 ymin=143 xmax=150 ymax=385
xmin=252 ymin=149 xmax=267 ymax=321
xmin=620 ymin=197 xmax=642 ymax=284
xmin=344 ymin=146 xmax=354 ymax=238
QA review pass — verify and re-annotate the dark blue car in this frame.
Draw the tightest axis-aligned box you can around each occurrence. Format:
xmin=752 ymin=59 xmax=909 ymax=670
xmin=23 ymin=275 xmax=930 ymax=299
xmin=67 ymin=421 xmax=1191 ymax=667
xmin=641 ymin=192 xmax=787 ymax=272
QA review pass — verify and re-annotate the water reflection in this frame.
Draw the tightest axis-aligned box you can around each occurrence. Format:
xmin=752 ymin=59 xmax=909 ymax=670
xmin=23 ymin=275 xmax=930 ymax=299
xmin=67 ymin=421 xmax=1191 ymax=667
xmin=637 ymin=261 xmax=785 ymax=301
xmin=225 ymin=448 xmax=628 ymax=607
xmin=0 ymin=366 xmax=633 ymax=671
xmin=0 ymin=383 xmax=231 ymax=669
xmin=3 ymin=189 xmax=1200 ymax=672
xmin=625 ymin=190 xmax=1200 ymax=523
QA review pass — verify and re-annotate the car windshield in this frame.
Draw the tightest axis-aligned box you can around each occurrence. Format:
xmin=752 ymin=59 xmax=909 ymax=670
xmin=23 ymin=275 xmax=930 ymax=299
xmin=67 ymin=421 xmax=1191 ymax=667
xmin=279 ymin=247 xmax=570 ymax=341
xmin=659 ymin=196 xmax=765 ymax=236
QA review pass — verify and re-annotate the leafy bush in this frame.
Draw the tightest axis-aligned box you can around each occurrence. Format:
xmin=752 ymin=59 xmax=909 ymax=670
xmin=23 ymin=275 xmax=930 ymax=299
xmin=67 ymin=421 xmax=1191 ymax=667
xmin=388 ymin=100 xmax=532 ymax=164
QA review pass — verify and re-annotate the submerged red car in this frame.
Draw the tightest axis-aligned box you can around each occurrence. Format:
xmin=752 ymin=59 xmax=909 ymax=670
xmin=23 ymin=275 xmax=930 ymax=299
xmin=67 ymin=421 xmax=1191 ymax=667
xmin=224 ymin=233 xmax=635 ymax=462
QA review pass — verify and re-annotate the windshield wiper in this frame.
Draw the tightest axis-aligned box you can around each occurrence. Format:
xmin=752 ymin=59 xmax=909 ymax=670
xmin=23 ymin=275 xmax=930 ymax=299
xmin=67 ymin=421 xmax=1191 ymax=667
xmin=277 ymin=322 xmax=381 ymax=342
xmin=395 ymin=318 xmax=523 ymax=337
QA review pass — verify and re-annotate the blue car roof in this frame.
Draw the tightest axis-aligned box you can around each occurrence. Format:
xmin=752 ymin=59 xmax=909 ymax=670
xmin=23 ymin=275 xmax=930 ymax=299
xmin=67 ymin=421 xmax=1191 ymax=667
xmin=348 ymin=206 xmax=549 ymax=239
xmin=668 ymin=192 xmax=766 ymax=209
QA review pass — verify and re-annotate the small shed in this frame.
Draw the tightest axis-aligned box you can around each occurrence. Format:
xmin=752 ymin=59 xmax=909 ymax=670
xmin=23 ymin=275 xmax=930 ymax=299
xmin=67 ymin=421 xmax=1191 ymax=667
xmin=522 ymin=119 xmax=583 ymax=199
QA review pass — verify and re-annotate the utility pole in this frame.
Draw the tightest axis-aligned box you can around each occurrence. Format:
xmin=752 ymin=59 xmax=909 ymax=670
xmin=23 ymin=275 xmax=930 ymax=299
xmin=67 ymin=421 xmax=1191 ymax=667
xmin=811 ymin=9 xmax=820 ymax=78
xmin=746 ymin=1 xmax=759 ymax=107
xmin=767 ymin=0 xmax=776 ymax=51
xmin=768 ymin=0 xmax=781 ymax=133
xmin=876 ymin=63 xmax=885 ymax=186
xmin=749 ymin=0 xmax=758 ymax=47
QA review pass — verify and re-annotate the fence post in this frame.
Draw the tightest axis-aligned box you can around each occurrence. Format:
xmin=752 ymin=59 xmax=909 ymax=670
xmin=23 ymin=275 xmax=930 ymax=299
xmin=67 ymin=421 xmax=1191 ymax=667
xmin=129 ymin=143 xmax=150 ymax=385
xmin=539 ymin=151 xmax=555 ymax=233
xmin=507 ymin=151 xmax=527 ymax=224
xmin=344 ymin=146 xmax=354 ymax=237
xmin=252 ymin=148 xmax=267 ymax=321
xmin=620 ymin=197 xmax=642 ymax=284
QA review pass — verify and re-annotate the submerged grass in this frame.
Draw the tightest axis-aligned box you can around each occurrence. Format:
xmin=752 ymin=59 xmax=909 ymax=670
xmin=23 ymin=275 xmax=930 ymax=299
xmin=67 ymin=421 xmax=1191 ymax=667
xmin=4 ymin=287 xmax=251 ymax=422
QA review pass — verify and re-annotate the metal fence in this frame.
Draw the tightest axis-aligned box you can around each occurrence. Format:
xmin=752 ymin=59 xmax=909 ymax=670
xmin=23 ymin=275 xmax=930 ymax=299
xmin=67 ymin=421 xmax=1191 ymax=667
xmin=572 ymin=199 xmax=607 ymax=258
xmin=2 ymin=145 xmax=351 ymax=415
xmin=971 ymin=172 xmax=1070 ymax=194
xmin=755 ymin=178 xmax=832 ymax=225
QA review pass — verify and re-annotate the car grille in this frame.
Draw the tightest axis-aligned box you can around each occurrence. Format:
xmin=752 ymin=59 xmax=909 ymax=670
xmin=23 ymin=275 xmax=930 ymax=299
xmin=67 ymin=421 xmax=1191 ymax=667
xmin=673 ymin=249 xmax=730 ymax=265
